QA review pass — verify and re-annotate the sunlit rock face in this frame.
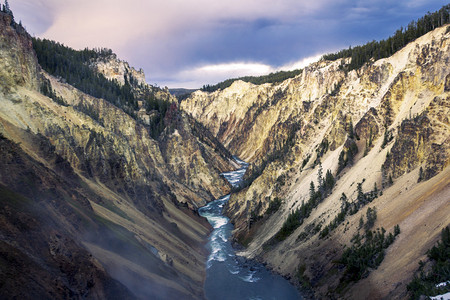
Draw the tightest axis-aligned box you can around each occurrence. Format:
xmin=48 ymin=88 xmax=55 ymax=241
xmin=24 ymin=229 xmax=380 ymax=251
xmin=0 ymin=13 xmax=39 ymax=92
xmin=0 ymin=11 xmax=235 ymax=299
xmin=182 ymin=25 xmax=450 ymax=299
xmin=91 ymin=54 xmax=147 ymax=87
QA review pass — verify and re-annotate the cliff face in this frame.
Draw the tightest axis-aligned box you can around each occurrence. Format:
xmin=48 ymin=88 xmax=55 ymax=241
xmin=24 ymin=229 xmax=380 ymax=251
xmin=0 ymin=13 xmax=39 ymax=92
xmin=91 ymin=55 xmax=147 ymax=87
xmin=0 ymin=11 xmax=233 ymax=299
xmin=182 ymin=25 xmax=450 ymax=298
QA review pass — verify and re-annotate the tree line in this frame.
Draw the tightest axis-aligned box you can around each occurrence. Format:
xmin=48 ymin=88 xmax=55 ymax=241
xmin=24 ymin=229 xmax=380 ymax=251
xmin=32 ymin=38 xmax=174 ymax=138
xmin=198 ymin=5 xmax=450 ymax=94
xmin=322 ymin=4 xmax=450 ymax=71
xmin=33 ymin=38 xmax=138 ymax=116
xmin=201 ymin=69 xmax=303 ymax=93
xmin=407 ymin=226 xmax=450 ymax=299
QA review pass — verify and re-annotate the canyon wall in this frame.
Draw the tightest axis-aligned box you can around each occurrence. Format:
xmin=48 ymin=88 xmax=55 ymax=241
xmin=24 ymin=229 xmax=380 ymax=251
xmin=182 ymin=24 xmax=450 ymax=298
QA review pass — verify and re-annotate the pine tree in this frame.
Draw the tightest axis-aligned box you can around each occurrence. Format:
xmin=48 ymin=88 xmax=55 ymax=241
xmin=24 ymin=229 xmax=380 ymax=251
xmin=4 ymin=0 xmax=14 ymax=21
xmin=317 ymin=163 xmax=323 ymax=188
xmin=309 ymin=181 xmax=315 ymax=200
xmin=357 ymin=182 xmax=365 ymax=204
xmin=4 ymin=0 xmax=10 ymax=14
xmin=348 ymin=119 xmax=354 ymax=139
xmin=388 ymin=175 xmax=394 ymax=185
xmin=418 ymin=166 xmax=424 ymax=182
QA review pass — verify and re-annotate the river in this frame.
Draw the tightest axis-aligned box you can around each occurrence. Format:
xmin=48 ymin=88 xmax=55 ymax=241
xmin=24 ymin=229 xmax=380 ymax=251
xmin=199 ymin=158 xmax=301 ymax=300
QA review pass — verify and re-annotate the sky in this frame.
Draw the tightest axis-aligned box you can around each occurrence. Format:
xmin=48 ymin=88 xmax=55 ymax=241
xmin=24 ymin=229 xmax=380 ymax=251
xmin=9 ymin=0 xmax=447 ymax=88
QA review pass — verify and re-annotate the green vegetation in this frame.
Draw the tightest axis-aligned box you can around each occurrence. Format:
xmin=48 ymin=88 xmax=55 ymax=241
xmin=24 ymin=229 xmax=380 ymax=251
xmin=328 ymin=184 xmax=400 ymax=286
xmin=381 ymin=124 xmax=394 ymax=149
xmin=337 ymin=140 xmax=358 ymax=174
xmin=301 ymin=154 xmax=311 ymax=169
xmin=418 ymin=166 xmax=424 ymax=183
xmin=266 ymin=197 xmax=282 ymax=215
xmin=407 ymin=226 xmax=450 ymax=299
xmin=146 ymin=98 xmax=172 ymax=139
xmin=339 ymin=225 xmax=400 ymax=283
xmin=40 ymin=78 xmax=67 ymax=106
xmin=1 ymin=0 xmax=13 ymax=20
xmin=363 ymin=127 xmax=375 ymax=156
xmin=322 ymin=5 xmax=450 ymax=71
xmin=32 ymin=38 xmax=139 ymax=114
xmin=313 ymin=138 xmax=329 ymax=166
xmin=356 ymin=179 xmax=379 ymax=206
xmin=75 ymin=102 xmax=102 ymax=125
xmin=201 ymin=69 xmax=303 ymax=93
xmin=272 ymin=164 xmax=336 ymax=241
xmin=32 ymin=38 xmax=173 ymax=138
xmin=320 ymin=180 xmax=379 ymax=239
xmin=296 ymin=264 xmax=311 ymax=289
xmin=319 ymin=193 xmax=349 ymax=238
xmin=276 ymin=209 xmax=302 ymax=240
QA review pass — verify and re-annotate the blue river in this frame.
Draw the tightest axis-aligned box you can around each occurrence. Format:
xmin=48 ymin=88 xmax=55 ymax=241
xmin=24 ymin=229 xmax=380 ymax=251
xmin=199 ymin=158 xmax=301 ymax=300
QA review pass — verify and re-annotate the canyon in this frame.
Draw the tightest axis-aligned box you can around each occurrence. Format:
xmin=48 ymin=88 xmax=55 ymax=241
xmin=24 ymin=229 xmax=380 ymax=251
xmin=0 ymin=11 xmax=236 ymax=299
xmin=0 ymin=5 xmax=449 ymax=300
xmin=182 ymin=24 xmax=450 ymax=299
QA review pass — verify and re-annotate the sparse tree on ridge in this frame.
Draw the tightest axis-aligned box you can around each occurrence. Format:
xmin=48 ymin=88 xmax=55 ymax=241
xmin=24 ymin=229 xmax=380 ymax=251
xmin=4 ymin=0 xmax=10 ymax=13
xmin=3 ymin=0 xmax=14 ymax=20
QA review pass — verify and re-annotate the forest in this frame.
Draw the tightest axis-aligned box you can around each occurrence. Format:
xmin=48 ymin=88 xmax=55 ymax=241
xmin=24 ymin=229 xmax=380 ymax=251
xmin=322 ymin=5 xmax=450 ymax=70
xmin=32 ymin=38 xmax=138 ymax=115
xmin=200 ymin=69 xmax=302 ymax=93
xmin=32 ymin=38 xmax=172 ymax=138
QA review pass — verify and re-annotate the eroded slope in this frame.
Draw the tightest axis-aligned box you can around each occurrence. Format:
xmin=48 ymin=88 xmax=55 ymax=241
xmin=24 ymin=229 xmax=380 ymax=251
xmin=182 ymin=24 xmax=450 ymax=298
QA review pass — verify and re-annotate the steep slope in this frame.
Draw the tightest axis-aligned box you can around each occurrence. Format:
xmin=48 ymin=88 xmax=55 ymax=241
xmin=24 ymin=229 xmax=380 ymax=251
xmin=0 ymin=11 xmax=234 ymax=299
xmin=182 ymin=24 xmax=450 ymax=298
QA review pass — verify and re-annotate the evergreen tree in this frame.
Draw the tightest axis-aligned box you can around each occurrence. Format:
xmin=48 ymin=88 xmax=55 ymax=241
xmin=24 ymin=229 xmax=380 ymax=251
xmin=324 ymin=169 xmax=335 ymax=193
xmin=4 ymin=0 xmax=12 ymax=18
xmin=418 ymin=166 xmax=424 ymax=182
xmin=357 ymin=182 xmax=364 ymax=203
xmin=317 ymin=163 xmax=323 ymax=188
xmin=348 ymin=119 xmax=354 ymax=139
xmin=309 ymin=181 xmax=315 ymax=200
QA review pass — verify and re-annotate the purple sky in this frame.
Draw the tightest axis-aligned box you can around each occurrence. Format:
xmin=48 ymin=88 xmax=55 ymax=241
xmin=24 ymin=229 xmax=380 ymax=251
xmin=9 ymin=0 xmax=446 ymax=88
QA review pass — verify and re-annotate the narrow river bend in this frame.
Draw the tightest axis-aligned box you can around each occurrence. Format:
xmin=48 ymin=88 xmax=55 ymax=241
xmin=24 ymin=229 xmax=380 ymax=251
xmin=199 ymin=158 xmax=301 ymax=300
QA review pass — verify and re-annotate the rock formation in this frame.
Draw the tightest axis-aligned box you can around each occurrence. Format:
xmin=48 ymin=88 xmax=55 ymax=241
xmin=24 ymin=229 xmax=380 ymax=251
xmin=182 ymin=24 xmax=450 ymax=299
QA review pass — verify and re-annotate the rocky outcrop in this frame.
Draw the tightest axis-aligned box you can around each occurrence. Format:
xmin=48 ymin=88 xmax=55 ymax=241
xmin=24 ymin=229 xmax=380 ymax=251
xmin=91 ymin=54 xmax=146 ymax=87
xmin=183 ymin=24 xmax=450 ymax=299
xmin=0 ymin=13 xmax=39 ymax=93
xmin=383 ymin=95 xmax=450 ymax=182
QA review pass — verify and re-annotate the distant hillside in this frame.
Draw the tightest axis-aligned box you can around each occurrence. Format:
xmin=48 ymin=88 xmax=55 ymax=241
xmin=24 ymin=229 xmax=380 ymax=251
xmin=199 ymin=4 xmax=450 ymax=94
xmin=32 ymin=38 xmax=177 ymax=138
xmin=169 ymin=88 xmax=198 ymax=97
xmin=200 ymin=69 xmax=303 ymax=93
xmin=322 ymin=4 xmax=450 ymax=70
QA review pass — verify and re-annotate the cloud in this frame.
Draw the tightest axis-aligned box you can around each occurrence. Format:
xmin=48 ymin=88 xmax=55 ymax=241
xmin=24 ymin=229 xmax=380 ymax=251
xmin=31 ymin=0 xmax=328 ymax=48
xmin=165 ymin=54 xmax=322 ymax=88
xmin=11 ymin=0 xmax=447 ymax=88
xmin=279 ymin=55 xmax=323 ymax=71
